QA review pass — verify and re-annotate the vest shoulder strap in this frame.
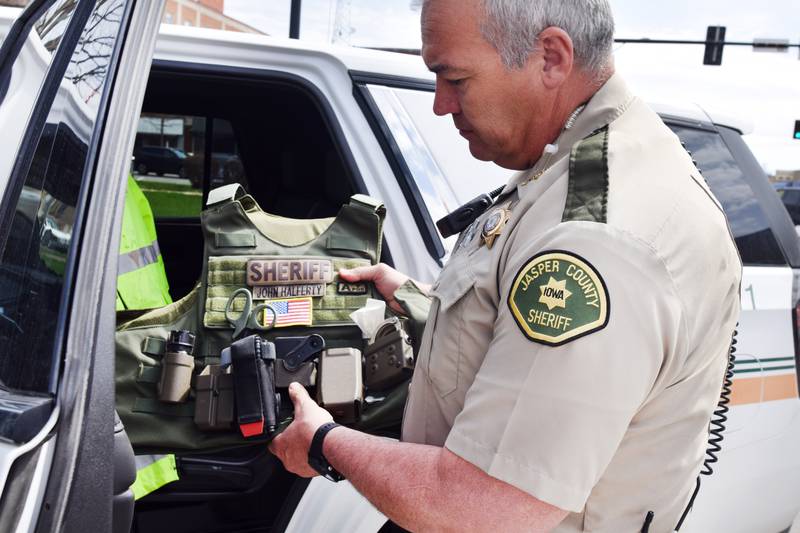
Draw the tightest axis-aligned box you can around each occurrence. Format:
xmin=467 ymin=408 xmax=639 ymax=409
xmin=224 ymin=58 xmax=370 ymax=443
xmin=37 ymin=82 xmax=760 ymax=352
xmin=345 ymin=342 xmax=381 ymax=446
xmin=206 ymin=184 xmax=247 ymax=207
xmin=349 ymin=194 xmax=386 ymax=216
xmin=324 ymin=194 xmax=386 ymax=263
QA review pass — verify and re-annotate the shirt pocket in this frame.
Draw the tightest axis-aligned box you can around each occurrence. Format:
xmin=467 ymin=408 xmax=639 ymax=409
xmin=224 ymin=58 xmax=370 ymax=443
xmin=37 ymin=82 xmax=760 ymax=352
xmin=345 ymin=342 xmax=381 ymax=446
xmin=426 ymin=270 xmax=476 ymax=398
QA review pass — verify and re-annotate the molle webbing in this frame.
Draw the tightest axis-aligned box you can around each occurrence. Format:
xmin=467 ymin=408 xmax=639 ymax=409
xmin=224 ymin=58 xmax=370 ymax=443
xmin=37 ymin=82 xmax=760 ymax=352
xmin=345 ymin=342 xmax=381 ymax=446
xmin=203 ymin=256 xmax=374 ymax=328
xmin=563 ymin=126 xmax=610 ymax=224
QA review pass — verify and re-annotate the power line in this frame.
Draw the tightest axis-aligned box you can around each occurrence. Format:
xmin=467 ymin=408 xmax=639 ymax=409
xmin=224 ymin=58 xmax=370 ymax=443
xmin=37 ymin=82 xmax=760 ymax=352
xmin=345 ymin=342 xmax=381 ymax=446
xmin=615 ymin=38 xmax=800 ymax=49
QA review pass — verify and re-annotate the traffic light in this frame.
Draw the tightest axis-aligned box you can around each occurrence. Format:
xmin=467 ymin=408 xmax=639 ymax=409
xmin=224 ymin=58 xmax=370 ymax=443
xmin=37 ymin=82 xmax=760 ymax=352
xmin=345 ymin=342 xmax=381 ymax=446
xmin=704 ymin=26 xmax=726 ymax=65
xmin=795 ymin=120 xmax=800 ymax=140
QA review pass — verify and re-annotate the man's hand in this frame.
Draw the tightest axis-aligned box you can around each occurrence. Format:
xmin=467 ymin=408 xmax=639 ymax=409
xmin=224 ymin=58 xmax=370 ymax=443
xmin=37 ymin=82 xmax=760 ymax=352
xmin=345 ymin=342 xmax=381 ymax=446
xmin=268 ymin=383 xmax=334 ymax=477
xmin=339 ymin=263 xmax=426 ymax=314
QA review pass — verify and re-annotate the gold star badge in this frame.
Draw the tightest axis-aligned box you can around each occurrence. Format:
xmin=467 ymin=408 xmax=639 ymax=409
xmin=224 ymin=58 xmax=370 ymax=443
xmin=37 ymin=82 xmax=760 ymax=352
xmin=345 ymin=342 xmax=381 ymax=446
xmin=480 ymin=208 xmax=511 ymax=249
xmin=538 ymin=277 xmax=572 ymax=310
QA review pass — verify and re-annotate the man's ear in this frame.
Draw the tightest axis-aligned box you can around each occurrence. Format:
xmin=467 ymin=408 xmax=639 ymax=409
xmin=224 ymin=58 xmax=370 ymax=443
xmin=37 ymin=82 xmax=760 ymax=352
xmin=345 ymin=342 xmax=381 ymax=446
xmin=536 ymin=27 xmax=574 ymax=89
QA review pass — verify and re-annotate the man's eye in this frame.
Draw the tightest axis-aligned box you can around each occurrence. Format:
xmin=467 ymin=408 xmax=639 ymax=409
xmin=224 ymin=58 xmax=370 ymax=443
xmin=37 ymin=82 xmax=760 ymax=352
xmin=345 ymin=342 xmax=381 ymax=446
xmin=447 ymin=78 xmax=464 ymax=86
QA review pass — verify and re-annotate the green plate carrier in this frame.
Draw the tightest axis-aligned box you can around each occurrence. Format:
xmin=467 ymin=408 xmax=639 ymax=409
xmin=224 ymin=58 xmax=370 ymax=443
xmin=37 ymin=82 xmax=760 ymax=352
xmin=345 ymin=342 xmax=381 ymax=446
xmin=115 ymin=185 xmax=405 ymax=453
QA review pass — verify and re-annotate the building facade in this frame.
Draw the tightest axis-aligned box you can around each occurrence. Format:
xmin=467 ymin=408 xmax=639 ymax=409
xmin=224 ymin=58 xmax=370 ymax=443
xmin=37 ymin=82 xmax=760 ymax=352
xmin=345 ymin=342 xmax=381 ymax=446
xmin=0 ymin=0 xmax=262 ymax=34
xmin=162 ymin=0 xmax=262 ymax=34
xmin=774 ymin=170 xmax=800 ymax=182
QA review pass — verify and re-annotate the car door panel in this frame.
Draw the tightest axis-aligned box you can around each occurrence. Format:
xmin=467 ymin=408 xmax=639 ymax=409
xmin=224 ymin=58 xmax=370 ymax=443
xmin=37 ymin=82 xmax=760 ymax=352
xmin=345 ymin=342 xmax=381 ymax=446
xmin=0 ymin=1 xmax=163 ymax=531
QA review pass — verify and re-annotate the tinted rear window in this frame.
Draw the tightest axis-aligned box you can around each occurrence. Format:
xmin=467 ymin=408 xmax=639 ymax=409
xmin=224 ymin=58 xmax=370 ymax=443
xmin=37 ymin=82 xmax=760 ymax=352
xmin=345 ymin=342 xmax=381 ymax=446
xmin=668 ymin=125 xmax=786 ymax=266
xmin=781 ymin=189 xmax=800 ymax=204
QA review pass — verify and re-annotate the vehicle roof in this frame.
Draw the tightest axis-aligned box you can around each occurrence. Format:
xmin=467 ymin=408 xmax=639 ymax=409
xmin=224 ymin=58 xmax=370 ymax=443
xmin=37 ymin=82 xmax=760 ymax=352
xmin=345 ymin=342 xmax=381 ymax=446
xmin=156 ymin=25 xmax=754 ymax=135
xmin=648 ymin=101 xmax=754 ymax=135
xmin=155 ymin=24 xmax=434 ymax=81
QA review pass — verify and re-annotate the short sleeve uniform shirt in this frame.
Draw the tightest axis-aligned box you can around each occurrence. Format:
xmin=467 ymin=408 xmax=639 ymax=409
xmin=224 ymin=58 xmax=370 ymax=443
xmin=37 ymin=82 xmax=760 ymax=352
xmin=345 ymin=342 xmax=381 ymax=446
xmin=401 ymin=74 xmax=742 ymax=533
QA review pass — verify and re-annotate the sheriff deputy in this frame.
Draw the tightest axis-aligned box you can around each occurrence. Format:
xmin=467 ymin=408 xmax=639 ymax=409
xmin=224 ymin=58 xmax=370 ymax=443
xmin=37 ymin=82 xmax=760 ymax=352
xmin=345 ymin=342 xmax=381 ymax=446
xmin=269 ymin=0 xmax=742 ymax=531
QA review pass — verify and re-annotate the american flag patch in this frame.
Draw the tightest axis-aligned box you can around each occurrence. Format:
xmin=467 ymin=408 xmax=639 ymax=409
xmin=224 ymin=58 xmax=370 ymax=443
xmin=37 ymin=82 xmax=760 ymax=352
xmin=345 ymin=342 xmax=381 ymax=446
xmin=263 ymin=297 xmax=313 ymax=328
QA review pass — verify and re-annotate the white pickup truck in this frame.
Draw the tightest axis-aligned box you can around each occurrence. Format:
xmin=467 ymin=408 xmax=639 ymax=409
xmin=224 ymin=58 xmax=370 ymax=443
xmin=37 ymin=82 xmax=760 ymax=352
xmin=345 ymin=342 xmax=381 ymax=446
xmin=0 ymin=2 xmax=797 ymax=532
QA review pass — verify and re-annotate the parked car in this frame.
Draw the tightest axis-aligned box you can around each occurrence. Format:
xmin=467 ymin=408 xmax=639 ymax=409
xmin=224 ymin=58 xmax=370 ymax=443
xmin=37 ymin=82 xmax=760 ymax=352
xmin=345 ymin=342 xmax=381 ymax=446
xmin=774 ymin=181 xmax=800 ymax=226
xmin=0 ymin=2 xmax=798 ymax=533
xmin=182 ymin=151 xmax=246 ymax=189
xmin=132 ymin=145 xmax=187 ymax=177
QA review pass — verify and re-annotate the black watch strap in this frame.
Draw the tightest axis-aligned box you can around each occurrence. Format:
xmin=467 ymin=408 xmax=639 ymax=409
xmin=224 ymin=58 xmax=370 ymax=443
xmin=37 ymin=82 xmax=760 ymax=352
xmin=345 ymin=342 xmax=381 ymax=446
xmin=308 ymin=422 xmax=344 ymax=482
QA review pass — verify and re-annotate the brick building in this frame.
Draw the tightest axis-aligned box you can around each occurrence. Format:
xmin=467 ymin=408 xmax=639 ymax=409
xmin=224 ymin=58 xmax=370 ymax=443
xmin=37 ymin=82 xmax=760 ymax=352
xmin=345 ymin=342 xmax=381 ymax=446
xmin=774 ymin=170 xmax=800 ymax=182
xmin=162 ymin=0 xmax=262 ymax=34
xmin=0 ymin=0 xmax=262 ymax=34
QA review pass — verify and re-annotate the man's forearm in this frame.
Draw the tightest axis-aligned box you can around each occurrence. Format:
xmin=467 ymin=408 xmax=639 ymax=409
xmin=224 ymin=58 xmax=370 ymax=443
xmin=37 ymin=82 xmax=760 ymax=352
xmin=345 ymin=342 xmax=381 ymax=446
xmin=322 ymin=427 xmax=565 ymax=533
xmin=323 ymin=427 xmax=442 ymax=531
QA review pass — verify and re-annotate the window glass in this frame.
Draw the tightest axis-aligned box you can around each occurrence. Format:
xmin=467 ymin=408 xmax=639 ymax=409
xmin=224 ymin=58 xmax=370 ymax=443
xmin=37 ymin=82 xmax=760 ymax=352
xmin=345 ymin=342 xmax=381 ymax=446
xmin=0 ymin=0 xmax=78 ymax=196
xmin=366 ymin=85 xmax=513 ymax=257
xmin=669 ymin=125 xmax=786 ymax=266
xmin=381 ymin=86 xmax=513 ymax=203
xmin=778 ymin=189 xmax=800 ymax=225
xmin=0 ymin=0 xmax=125 ymax=393
xmin=782 ymin=189 xmax=800 ymax=203
xmin=132 ymin=114 xmax=247 ymax=218
xmin=209 ymin=117 xmax=247 ymax=191
xmin=34 ymin=0 xmax=77 ymax=54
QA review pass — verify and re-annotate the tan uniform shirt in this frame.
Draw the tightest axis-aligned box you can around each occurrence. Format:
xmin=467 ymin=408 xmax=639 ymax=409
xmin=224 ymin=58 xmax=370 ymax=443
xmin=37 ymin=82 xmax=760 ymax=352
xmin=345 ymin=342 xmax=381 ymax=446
xmin=400 ymin=74 xmax=742 ymax=532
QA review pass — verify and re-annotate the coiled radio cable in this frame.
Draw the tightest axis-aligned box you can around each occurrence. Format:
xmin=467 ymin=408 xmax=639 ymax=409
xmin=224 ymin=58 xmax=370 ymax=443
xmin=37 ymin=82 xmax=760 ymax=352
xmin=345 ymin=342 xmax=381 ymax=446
xmin=674 ymin=327 xmax=737 ymax=531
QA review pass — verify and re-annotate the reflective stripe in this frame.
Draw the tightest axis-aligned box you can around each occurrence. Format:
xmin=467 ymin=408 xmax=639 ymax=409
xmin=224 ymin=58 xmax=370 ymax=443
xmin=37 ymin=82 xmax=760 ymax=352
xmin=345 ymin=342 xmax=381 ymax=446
xmin=118 ymin=240 xmax=162 ymax=276
xmin=117 ymin=176 xmax=172 ymax=311
xmin=131 ymin=454 xmax=179 ymax=500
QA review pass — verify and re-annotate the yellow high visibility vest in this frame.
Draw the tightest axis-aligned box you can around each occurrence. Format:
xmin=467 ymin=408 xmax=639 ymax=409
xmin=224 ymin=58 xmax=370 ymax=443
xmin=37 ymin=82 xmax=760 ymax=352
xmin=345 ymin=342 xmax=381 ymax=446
xmin=116 ymin=176 xmax=172 ymax=310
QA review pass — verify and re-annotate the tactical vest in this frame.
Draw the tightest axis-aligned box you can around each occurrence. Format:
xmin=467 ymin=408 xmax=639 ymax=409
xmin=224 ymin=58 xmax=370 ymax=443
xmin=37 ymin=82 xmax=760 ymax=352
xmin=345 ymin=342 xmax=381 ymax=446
xmin=115 ymin=185 xmax=406 ymax=454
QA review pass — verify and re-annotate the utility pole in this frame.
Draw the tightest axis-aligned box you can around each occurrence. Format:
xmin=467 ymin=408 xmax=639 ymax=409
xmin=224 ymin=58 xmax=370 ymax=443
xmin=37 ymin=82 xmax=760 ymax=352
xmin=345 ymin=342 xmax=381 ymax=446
xmin=332 ymin=0 xmax=354 ymax=45
xmin=289 ymin=0 xmax=301 ymax=39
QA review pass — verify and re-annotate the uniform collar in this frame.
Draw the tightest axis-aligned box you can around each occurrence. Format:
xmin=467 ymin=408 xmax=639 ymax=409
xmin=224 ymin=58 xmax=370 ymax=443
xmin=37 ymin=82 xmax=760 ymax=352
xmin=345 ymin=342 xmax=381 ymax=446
xmin=500 ymin=73 xmax=635 ymax=196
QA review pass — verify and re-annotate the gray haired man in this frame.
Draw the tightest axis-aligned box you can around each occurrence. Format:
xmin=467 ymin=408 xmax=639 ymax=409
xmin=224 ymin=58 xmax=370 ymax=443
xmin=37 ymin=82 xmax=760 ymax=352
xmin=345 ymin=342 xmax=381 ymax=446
xmin=269 ymin=0 xmax=741 ymax=531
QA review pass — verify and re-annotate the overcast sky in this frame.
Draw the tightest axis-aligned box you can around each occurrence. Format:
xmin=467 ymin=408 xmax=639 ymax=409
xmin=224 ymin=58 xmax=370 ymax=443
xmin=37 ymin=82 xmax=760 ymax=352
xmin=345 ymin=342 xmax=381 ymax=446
xmin=225 ymin=0 xmax=800 ymax=173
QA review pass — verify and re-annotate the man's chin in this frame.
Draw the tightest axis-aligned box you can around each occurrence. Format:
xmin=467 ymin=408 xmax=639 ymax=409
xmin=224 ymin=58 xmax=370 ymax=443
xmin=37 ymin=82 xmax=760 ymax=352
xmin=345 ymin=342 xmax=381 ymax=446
xmin=468 ymin=143 xmax=526 ymax=170
xmin=466 ymin=141 xmax=494 ymax=163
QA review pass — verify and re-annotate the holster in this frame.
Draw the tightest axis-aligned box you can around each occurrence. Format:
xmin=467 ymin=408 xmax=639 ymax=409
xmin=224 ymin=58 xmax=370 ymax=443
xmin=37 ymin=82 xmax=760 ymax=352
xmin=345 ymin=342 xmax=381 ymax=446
xmin=230 ymin=335 xmax=280 ymax=438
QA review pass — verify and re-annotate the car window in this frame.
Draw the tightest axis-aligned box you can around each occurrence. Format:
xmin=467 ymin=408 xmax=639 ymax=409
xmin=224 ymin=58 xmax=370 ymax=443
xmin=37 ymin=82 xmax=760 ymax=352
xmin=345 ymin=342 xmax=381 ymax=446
xmin=781 ymin=189 xmax=800 ymax=204
xmin=374 ymin=86 xmax=513 ymax=203
xmin=778 ymin=189 xmax=800 ymax=225
xmin=33 ymin=0 xmax=77 ymax=54
xmin=133 ymin=113 xmax=247 ymax=218
xmin=0 ymin=0 xmax=126 ymax=393
xmin=669 ymin=124 xmax=787 ymax=266
xmin=364 ymin=84 xmax=513 ymax=258
xmin=0 ymin=0 xmax=80 ymax=197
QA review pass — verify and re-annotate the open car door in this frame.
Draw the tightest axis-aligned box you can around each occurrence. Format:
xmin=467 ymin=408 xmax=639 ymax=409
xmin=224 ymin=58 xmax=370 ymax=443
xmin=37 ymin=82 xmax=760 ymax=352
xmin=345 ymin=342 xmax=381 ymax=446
xmin=0 ymin=1 xmax=163 ymax=531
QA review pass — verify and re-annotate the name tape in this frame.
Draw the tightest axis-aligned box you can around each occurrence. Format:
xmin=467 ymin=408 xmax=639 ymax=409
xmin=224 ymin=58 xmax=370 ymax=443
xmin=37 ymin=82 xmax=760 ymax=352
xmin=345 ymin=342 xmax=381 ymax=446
xmin=253 ymin=284 xmax=325 ymax=299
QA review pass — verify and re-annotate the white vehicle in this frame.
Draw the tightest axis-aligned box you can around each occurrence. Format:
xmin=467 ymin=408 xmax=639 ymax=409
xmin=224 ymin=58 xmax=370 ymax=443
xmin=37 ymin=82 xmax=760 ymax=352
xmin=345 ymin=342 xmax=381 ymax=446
xmin=0 ymin=2 xmax=797 ymax=532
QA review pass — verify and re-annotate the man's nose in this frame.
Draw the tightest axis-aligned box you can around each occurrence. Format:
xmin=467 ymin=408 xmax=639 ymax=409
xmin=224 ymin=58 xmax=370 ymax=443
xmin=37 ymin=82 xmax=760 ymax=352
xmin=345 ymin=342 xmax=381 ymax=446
xmin=432 ymin=79 xmax=460 ymax=116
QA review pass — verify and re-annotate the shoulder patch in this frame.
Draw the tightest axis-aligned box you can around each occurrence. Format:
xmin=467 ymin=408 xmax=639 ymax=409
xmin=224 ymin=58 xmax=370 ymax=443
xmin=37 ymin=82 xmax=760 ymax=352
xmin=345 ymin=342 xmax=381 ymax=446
xmin=507 ymin=251 xmax=609 ymax=346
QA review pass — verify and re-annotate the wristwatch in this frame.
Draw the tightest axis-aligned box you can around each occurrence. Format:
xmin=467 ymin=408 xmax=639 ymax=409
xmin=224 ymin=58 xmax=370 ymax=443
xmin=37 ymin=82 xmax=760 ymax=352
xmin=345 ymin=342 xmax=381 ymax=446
xmin=308 ymin=422 xmax=345 ymax=482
